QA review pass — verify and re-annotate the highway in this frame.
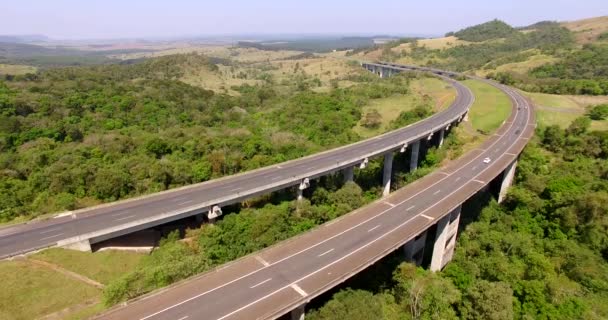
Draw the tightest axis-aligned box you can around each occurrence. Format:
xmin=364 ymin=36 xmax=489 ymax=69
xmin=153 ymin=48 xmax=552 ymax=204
xmin=0 ymin=66 xmax=472 ymax=259
xmin=95 ymin=66 xmax=535 ymax=320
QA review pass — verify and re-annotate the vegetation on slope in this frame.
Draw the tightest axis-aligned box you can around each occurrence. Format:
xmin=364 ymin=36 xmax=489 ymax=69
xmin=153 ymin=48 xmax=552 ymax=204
xmin=449 ymin=19 xmax=516 ymax=42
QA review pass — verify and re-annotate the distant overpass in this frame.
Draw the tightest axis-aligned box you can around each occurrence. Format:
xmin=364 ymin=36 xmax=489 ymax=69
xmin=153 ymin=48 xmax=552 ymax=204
xmin=95 ymin=63 xmax=535 ymax=320
xmin=0 ymin=64 xmax=472 ymax=259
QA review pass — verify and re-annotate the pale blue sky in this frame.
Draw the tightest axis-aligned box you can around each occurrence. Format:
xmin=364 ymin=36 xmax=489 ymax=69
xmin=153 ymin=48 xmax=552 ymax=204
xmin=2 ymin=0 xmax=607 ymax=39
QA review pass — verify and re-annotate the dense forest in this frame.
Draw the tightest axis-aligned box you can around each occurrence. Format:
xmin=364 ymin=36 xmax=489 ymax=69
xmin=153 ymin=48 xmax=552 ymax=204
xmin=307 ymin=117 xmax=608 ymax=320
xmin=0 ymin=53 xmax=423 ymax=222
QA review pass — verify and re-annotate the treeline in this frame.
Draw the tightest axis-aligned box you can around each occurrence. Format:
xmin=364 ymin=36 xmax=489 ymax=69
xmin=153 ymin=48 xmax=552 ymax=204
xmin=308 ymin=119 xmax=608 ymax=319
xmin=0 ymin=53 xmax=419 ymax=222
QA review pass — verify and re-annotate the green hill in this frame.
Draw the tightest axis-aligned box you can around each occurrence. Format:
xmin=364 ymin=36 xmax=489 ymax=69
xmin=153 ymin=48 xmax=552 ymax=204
xmin=451 ymin=19 xmax=516 ymax=42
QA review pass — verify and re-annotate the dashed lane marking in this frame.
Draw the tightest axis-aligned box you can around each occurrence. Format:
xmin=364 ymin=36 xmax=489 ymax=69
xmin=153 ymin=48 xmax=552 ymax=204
xmin=318 ymin=248 xmax=334 ymax=257
xmin=40 ymin=233 xmax=64 ymax=241
xmin=406 ymin=205 xmax=416 ymax=211
xmin=367 ymin=225 xmax=381 ymax=232
xmin=473 ymin=179 xmax=485 ymax=184
xmin=250 ymin=278 xmax=272 ymax=289
xmin=383 ymin=201 xmax=395 ymax=208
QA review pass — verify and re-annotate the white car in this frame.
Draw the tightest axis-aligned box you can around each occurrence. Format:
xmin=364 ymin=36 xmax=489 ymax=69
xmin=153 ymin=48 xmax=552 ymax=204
xmin=483 ymin=157 xmax=491 ymax=164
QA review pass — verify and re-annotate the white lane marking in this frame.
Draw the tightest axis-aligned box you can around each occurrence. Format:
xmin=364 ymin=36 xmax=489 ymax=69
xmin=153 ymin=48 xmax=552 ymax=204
xmin=177 ymin=317 xmax=188 ymax=320
xmin=255 ymin=256 xmax=270 ymax=267
xmin=305 ymin=166 xmax=316 ymax=170
xmin=383 ymin=201 xmax=395 ymax=208
xmin=178 ymin=200 xmax=194 ymax=205
xmin=420 ymin=214 xmax=434 ymax=220
xmin=249 ymin=278 xmax=272 ymax=289
xmin=473 ymin=179 xmax=485 ymax=184
xmin=433 ymin=190 xmax=441 ymax=195
xmin=270 ymin=176 xmax=282 ymax=181
xmin=454 ymin=177 xmax=461 ymax=182
xmin=39 ymin=227 xmax=61 ymax=235
xmin=506 ymin=153 xmax=517 ymax=156
xmin=40 ymin=233 xmax=64 ymax=241
xmin=230 ymin=187 xmax=242 ymax=192
xmin=291 ymin=284 xmax=308 ymax=297
xmin=317 ymin=248 xmax=334 ymax=257
xmin=406 ymin=205 xmax=416 ymax=211
xmin=140 ymin=100 xmax=529 ymax=320
xmin=367 ymin=225 xmax=381 ymax=232
xmin=172 ymin=197 xmax=187 ymax=202
xmin=111 ymin=211 xmax=129 ymax=217
xmin=115 ymin=215 xmax=136 ymax=221
xmin=472 ymin=165 xmax=478 ymax=171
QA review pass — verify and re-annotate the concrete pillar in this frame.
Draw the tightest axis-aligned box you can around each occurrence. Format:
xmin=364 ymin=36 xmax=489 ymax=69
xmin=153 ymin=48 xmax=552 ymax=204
xmin=438 ymin=128 xmax=445 ymax=148
xmin=463 ymin=111 xmax=469 ymax=122
xmin=62 ymin=239 xmax=92 ymax=252
xmin=410 ymin=140 xmax=420 ymax=171
xmin=403 ymin=231 xmax=427 ymax=266
xmin=207 ymin=205 xmax=222 ymax=223
xmin=382 ymin=152 xmax=394 ymax=197
xmin=291 ymin=304 xmax=305 ymax=320
xmin=498 ymin=160 xmax=517 ymax=203
xmin=297 ymin=178 xmax=310 ymax=201
xmin=343 ymin=166 xmax=354 ymax=183
xmin=430 ymin=205 xmax=461 ymax=272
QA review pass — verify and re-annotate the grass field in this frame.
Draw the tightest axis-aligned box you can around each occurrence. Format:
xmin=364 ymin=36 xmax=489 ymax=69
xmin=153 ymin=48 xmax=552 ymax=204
xmin=477 ymin=53 xmax=559 ymax=77
xmin=462 ymin=79 xmax=511 ymax=134
xmin=354 ymin=78 xmax=456 ymax=138
xmin=0 ymin=260 xmax=101 ymax=320
xmin=32 ymin=248 xmax=144 ymax=285
xmin=525 ymin=91 xmax=608 ymax=130
xmin=0 ymin=64 xmax=36 ymax=75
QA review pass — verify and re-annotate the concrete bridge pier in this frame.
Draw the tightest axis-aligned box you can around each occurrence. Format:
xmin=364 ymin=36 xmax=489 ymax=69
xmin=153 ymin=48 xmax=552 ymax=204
xmin=498 ymin=159 xmax=517 ymax=203
xmin=438 ymin=128 xmax=445 ymax=148
xmin=207 ymin=205 xmax=223 ymax=223
xmin=62 ymin=239 xmax=92 ymax=252
xmin=297 ymin=178 xmax=311 ymax=201
xmin=410 ymin=140 xmax=420 ymax=171
xmin=343 ymin=166 xmax=354 ymax=183
xmin=382 ymin=152 xmax=394 ymax=197
xmin=430 ymin=205 xmax=461 ymax=272
xmin=403 ymin=231 xmax=427 ymax=266
xmin=291 ymin=304 xmax=305 ymax=320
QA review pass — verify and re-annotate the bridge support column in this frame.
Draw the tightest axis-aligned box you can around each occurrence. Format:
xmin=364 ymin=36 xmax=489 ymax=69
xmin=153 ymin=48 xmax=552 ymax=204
xmin=291 ymin=304 xmax=305 ymax=320
xmin=463 ymin=111 xmax=469 ymax=122
xmin=207 ymin=205 xmax=223 ymax=223
xmin=430 ymin=205 xmax=461 ymax=272
xmin=498 ymin=159 xmax=517 ymax=203
xmin=410 ymin=140 xmax=420 ymax=171
xmin=343 ymin=166 xmax=354 ymax=183
xmin=62 ymin=239 xmax=92 ymax=252
xmin=297 ymin=178 xmax=310 ymax=201
xmin=382 ymin=152 xmax=394 ymax=197
xmin=403 ymin=231 xmax=427 ymax=266
xmin=438 ymin=128 xmax=445 ymax=148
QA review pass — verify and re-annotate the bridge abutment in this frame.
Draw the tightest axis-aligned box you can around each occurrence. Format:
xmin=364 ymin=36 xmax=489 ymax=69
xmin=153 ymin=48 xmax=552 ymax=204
xmin=61 ymin=239 xmax=92 ymax=252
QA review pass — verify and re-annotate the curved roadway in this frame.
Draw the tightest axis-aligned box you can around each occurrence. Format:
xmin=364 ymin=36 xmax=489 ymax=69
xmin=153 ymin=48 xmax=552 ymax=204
xmin=0 ymin=66 xmax=472 ymax=259
xmin=95 ymin=65 xmax=535 ymax=320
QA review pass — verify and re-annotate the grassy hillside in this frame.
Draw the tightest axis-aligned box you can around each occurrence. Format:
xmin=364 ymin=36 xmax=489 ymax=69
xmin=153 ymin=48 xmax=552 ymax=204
xmin=562 ymin=15 xmax=608 ymax=43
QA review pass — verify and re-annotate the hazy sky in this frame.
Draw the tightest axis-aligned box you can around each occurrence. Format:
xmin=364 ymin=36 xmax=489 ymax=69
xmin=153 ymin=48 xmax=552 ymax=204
xmin=2 ymin=0 xmax=607 ymax=39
